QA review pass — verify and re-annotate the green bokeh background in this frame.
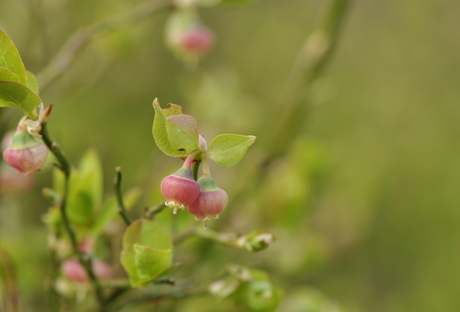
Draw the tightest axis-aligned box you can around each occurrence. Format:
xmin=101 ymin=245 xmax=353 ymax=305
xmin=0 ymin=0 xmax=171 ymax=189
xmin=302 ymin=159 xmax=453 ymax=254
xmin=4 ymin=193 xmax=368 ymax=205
xmin=1 ymin=0 xmax=460 ymax=311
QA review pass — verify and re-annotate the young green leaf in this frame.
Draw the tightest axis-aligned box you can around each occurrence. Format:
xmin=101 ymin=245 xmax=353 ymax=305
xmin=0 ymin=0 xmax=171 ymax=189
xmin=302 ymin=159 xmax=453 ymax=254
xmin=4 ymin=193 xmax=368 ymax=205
xmin=0 ymin=29 xmax=27 ymax=85
xmin=120 ymin=219 xmax=174 ymax=287
xmin=0 ymin=81 xmax=41 ymax=119
xmin=152 ymin=98 xmax=199 ymax=157
xmin=207 ymin=134 xmax=256 ymax=166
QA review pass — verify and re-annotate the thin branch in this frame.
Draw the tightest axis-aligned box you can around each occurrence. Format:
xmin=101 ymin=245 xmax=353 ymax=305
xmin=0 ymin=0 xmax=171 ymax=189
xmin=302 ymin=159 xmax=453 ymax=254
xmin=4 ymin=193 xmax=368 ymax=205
xmin=39 ymin=110 xmax=104 ymax=309
xmin=113 ymin=167 xmax=132 ymax=226
xmin=37 ymin=0 xmax=171 ymax=90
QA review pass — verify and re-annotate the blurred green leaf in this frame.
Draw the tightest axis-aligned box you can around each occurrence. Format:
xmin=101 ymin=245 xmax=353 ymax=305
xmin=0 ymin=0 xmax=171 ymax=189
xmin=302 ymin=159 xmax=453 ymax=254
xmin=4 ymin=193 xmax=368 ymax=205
xmin=66 ymin=150 xmax=103 ymax=226
xmin=120 ymin=219 xmax=174 ymax=287
xmin=0 ymin=29 xmax=27 ymax=85
xmin=152 ymin=98 xmax=199 ymax=157
xmin=67 ymin=172 xmax=96 ymax=226
xmin=0 ymin=81 xmax=40 ymax=119
xmin=232 ymin=269 xmax=283 ymax=312
xmin=26 ymin=71 xmax=39 ymax=95
xmin=207 ymin=134 xmax=256 ymax=166
xmin=78 ymin=149 xmax=103 ymax=207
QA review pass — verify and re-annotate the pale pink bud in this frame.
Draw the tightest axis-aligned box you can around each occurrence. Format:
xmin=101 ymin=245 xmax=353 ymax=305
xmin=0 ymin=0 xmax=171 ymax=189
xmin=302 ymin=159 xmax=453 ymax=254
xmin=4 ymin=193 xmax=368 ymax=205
xmin=3 ymin=128 xmax=48 ymax=175
xmin=188 ymin=176 xmax=228 ymax=222
xmin=161 ymin=167 xmax=200 ymax=214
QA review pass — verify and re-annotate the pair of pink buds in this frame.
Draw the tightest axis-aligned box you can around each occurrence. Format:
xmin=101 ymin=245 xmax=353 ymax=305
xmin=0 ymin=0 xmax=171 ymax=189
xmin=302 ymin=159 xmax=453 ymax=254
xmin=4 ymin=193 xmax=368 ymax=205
xmin=161 ymin=165 xmax=228 ymax=222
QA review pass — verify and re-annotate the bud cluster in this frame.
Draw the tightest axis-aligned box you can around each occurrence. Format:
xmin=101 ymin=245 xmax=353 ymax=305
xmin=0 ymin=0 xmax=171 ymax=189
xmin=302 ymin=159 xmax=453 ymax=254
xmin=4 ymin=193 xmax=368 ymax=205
xmin=161 ymin=153 xmax=228 ymax=226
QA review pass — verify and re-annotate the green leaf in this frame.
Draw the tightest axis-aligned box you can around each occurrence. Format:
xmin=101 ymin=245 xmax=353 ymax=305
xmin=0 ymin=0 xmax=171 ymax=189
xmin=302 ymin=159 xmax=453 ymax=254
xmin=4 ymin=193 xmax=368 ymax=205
xmin=0 ymin=81 xmax=40 ymax=119
xmin=207 ymin=134 xmax=256 ymax=166
xmin=152 ymin=98 xmax=199 ymax=157
xmin=0 ymin=29 xmax=27 ymax=85
xmin=120 ymin=219 xmax=174 ymax=287
xmin=26 ymin=71 xmax=39 ymax=95
xmin=0 ymin=67 xmax=21 ymax=83
xmin=133 ymin=244 xmax=173 ymax=280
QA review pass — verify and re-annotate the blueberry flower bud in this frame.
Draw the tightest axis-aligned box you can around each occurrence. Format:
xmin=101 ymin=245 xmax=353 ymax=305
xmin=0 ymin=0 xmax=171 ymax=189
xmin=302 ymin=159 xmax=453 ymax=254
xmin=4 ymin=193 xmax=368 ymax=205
xmin=166 ymin=11 xmax=215 ymax=62
xmin=3 ymin=124 xmax=48 ymax=175
xmin=188 ymin=176 xmax=228 ymax=223
xmin=179 ymin=26 xmax=214 ymax=55
xmin=161 ymin=167 xmax=200 ymax=214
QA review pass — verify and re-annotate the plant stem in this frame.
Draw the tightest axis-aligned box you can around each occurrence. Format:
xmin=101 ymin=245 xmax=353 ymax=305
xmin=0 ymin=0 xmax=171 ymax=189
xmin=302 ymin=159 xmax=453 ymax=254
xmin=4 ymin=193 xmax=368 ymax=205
xmin=37 ymin=0 xmax=171 ymax=90
xmin=40 ymin=117 xmax=105 ymax=309
xmin=200 ymin=154 xmax=211 ymax=177
xmin=113 ymin=167 xmax=132 ymax=226
xmin=192 ymin=160 xmax=200 ymax=181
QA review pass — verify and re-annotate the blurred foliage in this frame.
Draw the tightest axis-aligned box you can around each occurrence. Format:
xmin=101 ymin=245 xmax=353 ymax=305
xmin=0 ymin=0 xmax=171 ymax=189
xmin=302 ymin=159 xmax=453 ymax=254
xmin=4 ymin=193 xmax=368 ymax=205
xmin=1 ymin=0 xmax=460 ymax=311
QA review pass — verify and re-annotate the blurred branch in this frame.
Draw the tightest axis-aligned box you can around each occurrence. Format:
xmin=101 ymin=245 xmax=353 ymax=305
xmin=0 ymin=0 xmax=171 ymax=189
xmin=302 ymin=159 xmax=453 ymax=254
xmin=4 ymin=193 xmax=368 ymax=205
xmin=39 ymin=107 xmax=104 ymax=309
xmin=229 ymin=0 xmax=352 ymax=209
xmin=173 ymin=227 xmax=275 ymax=252
xmin=37 ymin=0 xmax=171 ymax=90
xmin=113 ymin=167 xmax=132 ymax=226
xmin=273 ymin=0 xmax=352 ymax=158
xmin=0 ymin=246 xmax=19 ymax=312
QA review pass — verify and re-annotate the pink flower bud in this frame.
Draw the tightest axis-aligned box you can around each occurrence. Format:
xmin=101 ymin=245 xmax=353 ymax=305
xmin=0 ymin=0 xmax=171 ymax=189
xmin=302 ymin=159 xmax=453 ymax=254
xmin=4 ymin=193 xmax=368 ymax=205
xmin=93 ymin=261 xmax=112 ymax=280
xmin=179 ymin=27 xmax=214 ymax=54
xmin=161 ymin=167 xmax=200 ymax=214
xmin=3 ymin=128 xmax=48 ymax=175
xmin=78 ymin=238 xmax=94 ymax=255
xmin=188 ymin=176 xmax=228 ymax=222
xmin=61 ymin=258 xmax=112 ymax=283
xmin=61 ymin=259 xmax=88 ymax=283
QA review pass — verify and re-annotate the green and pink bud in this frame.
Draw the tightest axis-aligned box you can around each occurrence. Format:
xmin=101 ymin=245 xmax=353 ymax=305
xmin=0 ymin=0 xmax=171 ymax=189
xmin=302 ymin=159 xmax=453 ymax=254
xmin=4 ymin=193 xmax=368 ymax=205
xmin=188 ymin=176 xmax=228 ymax=223
xmin=161 ymin=154 xmax=200 ymax=214
xmin=3 ymin=123 xmax=48 ymax=175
